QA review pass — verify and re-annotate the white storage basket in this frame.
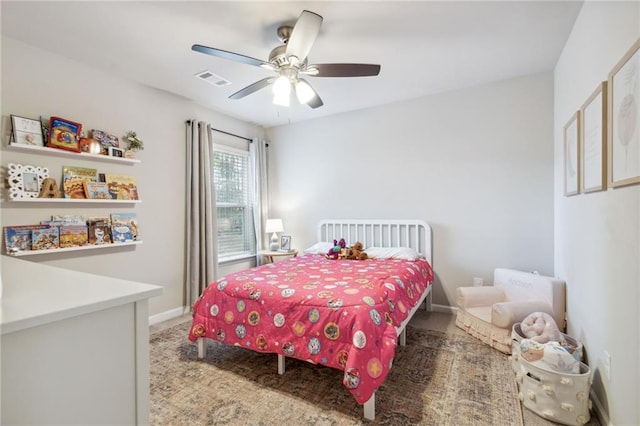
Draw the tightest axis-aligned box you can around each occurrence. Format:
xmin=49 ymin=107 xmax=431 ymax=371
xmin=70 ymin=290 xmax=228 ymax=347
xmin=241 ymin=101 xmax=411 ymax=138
xmin=517 ymin=358 xmax=592 ymax=426
xmin=510 ymin=323 xmax=584 ymax=375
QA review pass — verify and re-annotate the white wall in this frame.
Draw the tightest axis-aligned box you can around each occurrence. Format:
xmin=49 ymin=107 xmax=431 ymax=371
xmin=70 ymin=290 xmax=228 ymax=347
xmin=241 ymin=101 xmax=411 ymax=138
xmin=266 ymin=72 xmax=555 ymax=307
xmin=554 ymin=2 xmax=640 ymax=425
xmin=0 ymin=36 xmax=262 ymax=316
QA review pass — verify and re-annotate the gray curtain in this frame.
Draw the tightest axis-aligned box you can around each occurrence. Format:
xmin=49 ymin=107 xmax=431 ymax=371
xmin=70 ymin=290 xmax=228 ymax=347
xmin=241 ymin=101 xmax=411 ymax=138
xmin=186 ymin=120 xmax=218 ymax=307
xmin=250 ymin=138 xmax=269 ymax=265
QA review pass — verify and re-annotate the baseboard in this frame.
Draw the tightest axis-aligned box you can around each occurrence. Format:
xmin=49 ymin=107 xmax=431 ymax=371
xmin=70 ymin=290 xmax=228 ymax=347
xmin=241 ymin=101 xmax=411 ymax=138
xmin=149 ymin=306 xmax=190 ymax=326
xmin=589 ymin=389 xmax=610 ymax=426
xmin=431 ymin=303 xmax=457 ymax=315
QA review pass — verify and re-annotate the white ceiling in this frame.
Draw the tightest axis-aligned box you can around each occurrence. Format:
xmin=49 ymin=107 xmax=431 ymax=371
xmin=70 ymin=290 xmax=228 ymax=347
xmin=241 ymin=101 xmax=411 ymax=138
xmin=1 ymin=1 xmax=582 ymax=128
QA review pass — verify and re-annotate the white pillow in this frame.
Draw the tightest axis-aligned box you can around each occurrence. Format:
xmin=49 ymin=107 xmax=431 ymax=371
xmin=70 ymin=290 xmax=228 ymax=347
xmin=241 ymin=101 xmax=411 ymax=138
xmin=303 ymin=241 xmax=334 ymax=255
xmin=365 ymin=246 xmax=422 ymax=260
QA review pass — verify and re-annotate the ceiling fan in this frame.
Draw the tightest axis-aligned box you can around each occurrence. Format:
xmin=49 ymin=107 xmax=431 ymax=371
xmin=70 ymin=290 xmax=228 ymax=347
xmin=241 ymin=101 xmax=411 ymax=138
xmin=192 ymin=10 xmax=381 ymax=109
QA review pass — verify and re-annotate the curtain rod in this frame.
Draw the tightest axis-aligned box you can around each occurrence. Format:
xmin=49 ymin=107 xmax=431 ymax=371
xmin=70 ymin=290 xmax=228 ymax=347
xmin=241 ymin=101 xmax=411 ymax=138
xmin=185 ymin=120 xmax=252 ymax=142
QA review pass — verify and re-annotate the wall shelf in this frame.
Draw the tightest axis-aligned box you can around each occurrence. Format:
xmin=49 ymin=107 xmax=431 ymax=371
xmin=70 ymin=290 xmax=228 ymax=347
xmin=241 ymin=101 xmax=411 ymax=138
xmin=5 ymin=144 xmax=141 ymax=164
xmin=5 ymin=240 xmax=143 ymax=257
xmin=6 ymin=198 xmax=141 ymax=204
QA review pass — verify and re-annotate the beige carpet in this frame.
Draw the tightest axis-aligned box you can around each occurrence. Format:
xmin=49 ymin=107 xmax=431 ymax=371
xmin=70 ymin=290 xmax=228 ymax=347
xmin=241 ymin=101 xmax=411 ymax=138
xmin=150 ymin=321 xmax=524 ymax=425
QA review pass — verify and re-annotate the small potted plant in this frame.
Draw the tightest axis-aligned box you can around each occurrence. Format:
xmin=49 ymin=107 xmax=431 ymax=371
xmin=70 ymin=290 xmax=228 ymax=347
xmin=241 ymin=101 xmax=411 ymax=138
xmin=122 ymin=131 xmax=144 ymax=158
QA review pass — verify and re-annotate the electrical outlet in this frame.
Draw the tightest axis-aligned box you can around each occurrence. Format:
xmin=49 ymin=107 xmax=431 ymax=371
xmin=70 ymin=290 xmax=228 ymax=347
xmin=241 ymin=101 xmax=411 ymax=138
xmin=603 ymin=351 xmax=611 ymax=382
xmin=473 ymin=277 xmax=483 ymax=287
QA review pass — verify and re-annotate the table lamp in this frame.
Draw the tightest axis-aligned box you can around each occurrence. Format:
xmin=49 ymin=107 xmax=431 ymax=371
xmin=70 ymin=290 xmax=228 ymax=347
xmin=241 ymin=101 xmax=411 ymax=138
xmin=265 ymin=219 xmax=284 ymax=251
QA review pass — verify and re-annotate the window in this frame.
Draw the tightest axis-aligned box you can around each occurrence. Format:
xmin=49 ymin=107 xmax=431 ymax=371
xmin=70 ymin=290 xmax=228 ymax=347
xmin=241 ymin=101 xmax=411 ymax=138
xmin=213 ymin=146 xmax=255 ymax=260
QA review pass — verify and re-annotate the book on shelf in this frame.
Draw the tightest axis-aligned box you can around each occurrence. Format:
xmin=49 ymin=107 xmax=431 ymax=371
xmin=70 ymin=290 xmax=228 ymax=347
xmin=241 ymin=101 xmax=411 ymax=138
xmin=110 ymin=212 xmax=138 ymax=243
xmin=32 ymin=227 xmax=60 ymax=250
xmin=104 ymin=173 xmax=139 ymax=200
xmin=51 ymin=214 xmax=87 ymax=225
xmin=59 ymin=225 xmax=89 ymax=248
xmin=91 ymin=129 xmax=119 ymax=155
xmin=83 ymin=181 xmax=111 ymax=200
xmin=87 ymin=217 xmax=112 ymax=245
xmin=62 ymin=166 xmax=98 ymax=199
xmin=3 ymin=224 xmax=50 ymax=253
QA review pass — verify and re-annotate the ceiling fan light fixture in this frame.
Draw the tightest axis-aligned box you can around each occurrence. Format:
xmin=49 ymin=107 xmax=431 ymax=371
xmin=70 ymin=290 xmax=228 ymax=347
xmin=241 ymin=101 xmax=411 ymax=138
xmin=295 ymin=80 xmax=315 ymax=104
xmin=272 ymin=75 xmax=292 ymax=106
xmin=272 ymin=75 xmax=291 ymax=96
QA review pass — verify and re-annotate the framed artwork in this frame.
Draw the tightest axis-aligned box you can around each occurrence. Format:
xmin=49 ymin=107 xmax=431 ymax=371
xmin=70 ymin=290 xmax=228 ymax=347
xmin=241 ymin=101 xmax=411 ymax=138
xmin=40 ymin=116 xmax=50 ymax=145
xmin=108 ymin=146 xmax=124 ymax=157
xmin=608 ymin=38 xmax=640 ymax=188
xmin=7 ymin=163 xmax=50 ymax=199
xmin=10 ymin=115 xmax=45 ymax=147
xmin=563 ymin=111 xmax=581 ymax=196
xmin=580 ymin=81 xmax=608 ymax=193
xmin=48 ymin=116 xmax=82 ymax=152
xmin=280 ymin=235 xmax=292 ymax=252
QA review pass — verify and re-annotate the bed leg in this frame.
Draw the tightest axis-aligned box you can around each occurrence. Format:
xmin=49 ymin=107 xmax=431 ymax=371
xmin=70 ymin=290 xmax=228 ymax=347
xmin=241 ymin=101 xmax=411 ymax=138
xmin=424 ymin=290 xmax=432 ymax=312
xmin=399 ymin=328 xmax=407 ymax=346
xmin=197 ymin=338 xmax=205 ymax=359
xmin=364 ymin=393 xmax=375 ymax=420
xmin=277 ymin=354 xmax=285 ymax=375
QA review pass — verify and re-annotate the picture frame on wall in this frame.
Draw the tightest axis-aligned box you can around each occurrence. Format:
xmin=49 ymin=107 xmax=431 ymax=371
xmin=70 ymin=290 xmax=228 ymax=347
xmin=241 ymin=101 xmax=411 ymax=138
xmin=7 ymin=163 xmax=50 ymax=200
xmin=580 ymin=81 xmax=608 ymax=193
xmin=564 ymin=111 xmax=580 ymax=196
xmin=48 ymin=116 xmax=82 ymax=152
xmin=608 ymin=38 xmax=640 ymax=188
xmin=10 ymin=115 xmax=45 ymax=147
xmin=108 ymin=146 xmax=124 ymax=157
xmin=279 ymin=235 xmax=292 ymax=252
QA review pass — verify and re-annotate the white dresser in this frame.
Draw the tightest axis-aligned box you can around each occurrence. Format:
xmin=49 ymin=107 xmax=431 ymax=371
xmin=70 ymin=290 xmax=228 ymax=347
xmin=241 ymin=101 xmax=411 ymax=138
xmin=1 ymin=256 xmax=162 ymax=425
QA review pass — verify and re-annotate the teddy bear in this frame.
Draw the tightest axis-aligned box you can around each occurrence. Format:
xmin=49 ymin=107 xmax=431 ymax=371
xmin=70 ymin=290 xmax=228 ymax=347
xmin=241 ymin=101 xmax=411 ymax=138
xmin=347 ymin=241 xmax=368 ymax=260
xmin=325 ymin=238 xmax=346 ymax=259
xmin=520 ymin=311 xmax=563 ymax=344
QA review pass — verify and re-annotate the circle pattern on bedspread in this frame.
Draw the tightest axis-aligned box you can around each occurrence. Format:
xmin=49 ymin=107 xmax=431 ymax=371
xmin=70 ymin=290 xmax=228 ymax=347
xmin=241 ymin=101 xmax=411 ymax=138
xmin=188 ymin=254 xmax=434 ymax=404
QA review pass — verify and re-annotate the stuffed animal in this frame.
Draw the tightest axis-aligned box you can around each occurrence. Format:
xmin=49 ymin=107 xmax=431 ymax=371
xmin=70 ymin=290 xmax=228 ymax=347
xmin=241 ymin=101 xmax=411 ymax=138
xmin=520 ymin=311 xmax=564 ymax=344
xmin=347 ymin=241 xmax=368 ymax=260
xmin=325 ymin=238 xmax=346 ymax=259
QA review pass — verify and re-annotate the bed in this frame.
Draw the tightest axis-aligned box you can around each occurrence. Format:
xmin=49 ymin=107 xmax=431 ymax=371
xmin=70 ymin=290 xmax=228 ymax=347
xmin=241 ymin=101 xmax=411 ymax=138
xmin=188 ymin=219 xmax=434 ymax=420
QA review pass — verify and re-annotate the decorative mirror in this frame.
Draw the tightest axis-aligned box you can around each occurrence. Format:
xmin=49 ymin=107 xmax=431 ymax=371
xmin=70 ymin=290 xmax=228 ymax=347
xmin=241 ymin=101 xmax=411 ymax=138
xmin=8 ymin=163 xmax=50 ymax=200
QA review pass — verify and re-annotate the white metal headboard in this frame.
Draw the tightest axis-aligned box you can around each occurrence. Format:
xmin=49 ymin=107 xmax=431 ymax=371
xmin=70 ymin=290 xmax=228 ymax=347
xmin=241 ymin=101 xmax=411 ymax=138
xmin=318 ymin=219 xmax=432 ymax=265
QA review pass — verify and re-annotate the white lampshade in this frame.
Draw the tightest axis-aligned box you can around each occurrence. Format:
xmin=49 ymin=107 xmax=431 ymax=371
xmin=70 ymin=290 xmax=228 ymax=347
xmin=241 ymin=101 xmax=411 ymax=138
xmin=265 ymin=219 xmax=284 ymax=233
xmin=265 ymin=219 xmax=284 ymax=251
xmin=295 ymin=80 xmax=315 ymax=104
xmin=272 ymin=76 xmax=291 ymax=107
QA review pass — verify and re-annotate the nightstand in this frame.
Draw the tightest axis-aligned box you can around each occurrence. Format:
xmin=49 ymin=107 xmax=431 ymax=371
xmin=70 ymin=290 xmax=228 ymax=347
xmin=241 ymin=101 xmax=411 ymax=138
xmin=259 ymin=250 xmax=298 ymax=263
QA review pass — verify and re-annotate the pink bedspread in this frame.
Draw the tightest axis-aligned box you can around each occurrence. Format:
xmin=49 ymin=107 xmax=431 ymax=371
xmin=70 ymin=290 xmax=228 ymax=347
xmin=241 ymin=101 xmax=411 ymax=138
xmin=188 ymin=253 xmax=434 ymax=404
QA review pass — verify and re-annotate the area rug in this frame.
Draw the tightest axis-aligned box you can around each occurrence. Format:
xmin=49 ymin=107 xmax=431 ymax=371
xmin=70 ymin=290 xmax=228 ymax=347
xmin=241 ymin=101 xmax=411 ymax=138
xmin=150 ymin=321 xmax=524 ymax=425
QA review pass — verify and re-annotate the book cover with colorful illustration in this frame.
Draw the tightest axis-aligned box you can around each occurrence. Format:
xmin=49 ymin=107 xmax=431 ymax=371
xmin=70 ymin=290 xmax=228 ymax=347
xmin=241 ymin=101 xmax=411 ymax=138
xmin=62 ymin=166 xmax=98 ymax=199
xmin=87 ymin=217 xmax=112 ymax=245
xmin=83 ymin=181 xmax=111 ymax=200
xmin=59 ymin=225 xmax=89 ymax=248
xmin=4 ymin=224 xmax=50 ymax=253
xmin=32 ymin=227 xmax=60 ymax=250
xmin=104 ymin=174 xmax=139 ymax=200
xmin=110 ymin=212 xmax=138 ymax=242
xmin=91 ymin=129 xmax=119 ymax=155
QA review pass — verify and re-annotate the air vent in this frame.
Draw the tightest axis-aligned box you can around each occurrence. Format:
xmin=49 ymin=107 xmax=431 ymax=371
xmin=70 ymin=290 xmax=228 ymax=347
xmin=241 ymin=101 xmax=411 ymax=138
xmin=194 ymin=70 xmax=231 ymax=87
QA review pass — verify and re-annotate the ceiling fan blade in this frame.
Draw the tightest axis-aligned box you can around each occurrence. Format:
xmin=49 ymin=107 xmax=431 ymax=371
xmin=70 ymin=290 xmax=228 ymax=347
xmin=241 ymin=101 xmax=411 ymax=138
xmin=285 ymin=10 xmax=323 ymax=65
xmin=229 ymin=77 xmax=275 ymax=100
xmin=192 ymin=44 xmax=269 ymax=68
xmin=307 ymin=63 xmax=381 ymax=77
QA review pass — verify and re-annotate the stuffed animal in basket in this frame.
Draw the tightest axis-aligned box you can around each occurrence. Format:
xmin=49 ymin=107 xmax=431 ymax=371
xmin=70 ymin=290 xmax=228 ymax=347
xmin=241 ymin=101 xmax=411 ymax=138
xmin=325 ymin=238 xmax=346 ymax=260
xmin=520 ymin=311 xmax=563 ymax=344
xmin=346 ymin=241 xmax=368 ymax=260
xmin=520 ymin=338 xmax=580 ymax=373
